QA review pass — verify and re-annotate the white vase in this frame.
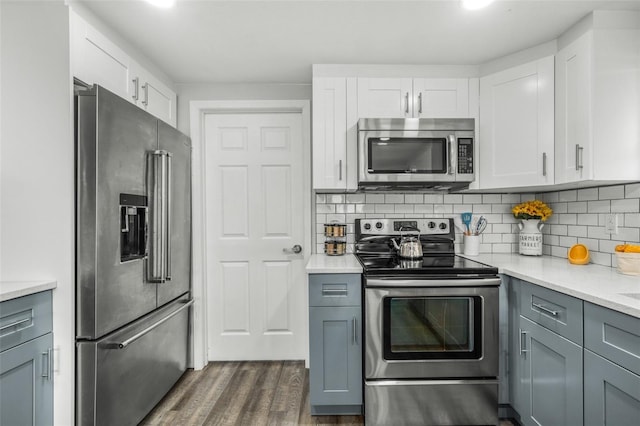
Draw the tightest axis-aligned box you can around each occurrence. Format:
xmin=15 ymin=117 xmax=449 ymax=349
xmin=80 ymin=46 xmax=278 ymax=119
xmin=518 ymin=219 xmax=544 ymax=256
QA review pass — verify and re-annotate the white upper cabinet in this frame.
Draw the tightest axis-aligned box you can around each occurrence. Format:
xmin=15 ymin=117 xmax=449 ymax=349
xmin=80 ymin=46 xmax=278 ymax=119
xmin=70 ymin=11 xmax=177 ymax=127
xmin=357 ymin=78 xmax=470 ymax=118
xmin=479 ymin=56 xmax=555 ymax=189
xmin=555 ymin=15 xmax=640 ymax=185
xmin=312 ymin=77 xmax=358 ymax=191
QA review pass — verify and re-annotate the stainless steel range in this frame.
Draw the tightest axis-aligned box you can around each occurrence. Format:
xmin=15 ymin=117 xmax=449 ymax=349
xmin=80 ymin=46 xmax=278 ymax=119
xmin=355 ymin=218 xmax=500 ymax=426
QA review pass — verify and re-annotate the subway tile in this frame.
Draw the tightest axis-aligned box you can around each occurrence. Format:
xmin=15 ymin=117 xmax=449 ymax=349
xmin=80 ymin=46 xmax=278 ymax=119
xmin=479 ymin=243 xmax=492 ymax=253
xmin=501 ymin=214 xmax=517 ymax=224
xmin=624 ymin=213 xmax=640 ymax=227
xmin=346 ymin=193 xmax=365 ymax=204
xmin=365 ymin=193 xmax=385 ymax=203
xmin=502 ymin=233 xmax=517 ymax=243
xmin=336 ymin=204 xmax=355 ymax=214
xmin=590 ymin=252 xmax=612 ymax=267
xmin=542 ymin=192 xmax=559 ymax=203
xmin=550 ymin=225 xmax=568 ymax=235
xmin=316 ymin=214 xmax=327 ymax=224
xmin=385 ymin=194 xmax=404 ymax=204
xmin=551 ymin=246 xmax=568 ymax=258
xmin=434 ymin=204 xmax=453 ymax=214
xmin=424 ymin=194 xmax=444 ymax=204
xmin=374 ymin=204 xmax=394 ymax=214
xmin=395 ymin=204 xmax=415 ymax=214
xmin=567 ymin=225 xmax=588 ymax=238
xmin=327 ymin=194 xmax=345 ymax=204
xmin=415 ymin=204 xmax=434 ymax=213
xmin=520 ymin=193 xmax=536 ymax=202
xmin=558 ymin=214 xmax=577 ymax=225
xmin=492 ymin=244 xmax=512 ymax=253
xmin=454 ymin=204 xmax=471 ymax=214
xmin=577 ymin=188 xmax=599 ymax=201
xmin=615 ymin=227 xmax=640 ymax=241
xmin=356 ymin=204 xmax=375 ymax=214
xmin=316 ymin=204 xmax=336 ymax=214
xmin=482 ymin=233 xmax=502 ymax=243
xmin=599 ymin=240 xmax=625 ymax=253
xmin=473 ymin=204 xmax=492 ymax=213
xmin=492 ymin=204 xmax=511 ymax=214
xmin=316 ymin=194 xmax=326 ymax=203
xmin=551 ymin=202 xmax=568 ymax=214
xmin=558 ymin=190 xmax=577 ymax=202
xmin=542 ymin=245 xmax=552 ymax=255
xmin=577 ymin=238 xmax=599 ymax=252
xmin=559 ymin=236 xmax=578 ymax=247
xmin=384 ymin=213 xmax=406 ymax=218
xmin=587 ymin=226 xmax=610 ymax=240
xmin=501 ymin=194 xmax=520 ymax=203
xmin=625 ymin=182 xmax=640 ymax=199
xmin=482 ymin=194 xmax=502 ymax=204
xmin=611 ymin=198 xmax=640 ymax=213
xmin=599 ymin=185 xmax=625 ymax=200
xmin=492 ymin=224 xmax=512 ymax=233
xmin=544 ymin=235 xmax=560 ymax=246
xmin=577 ymin=213 xmax=598 ymax=226
xmin=326 ymin=213 xmax=346 ymax=223
xmin=587 ymin=200 xmax=610 ymax=213
xmin=404 ymin=194 xmax=423 ymax=204
xmin=482 ymin=214 xmax=503 ymax=224
xmin=444 ymin=194 xmax=463 ymax=204
xmin=567 ymin=202 xmax=587 ymax=213
xmin=463 ymin=194 xmax=483 ymax=204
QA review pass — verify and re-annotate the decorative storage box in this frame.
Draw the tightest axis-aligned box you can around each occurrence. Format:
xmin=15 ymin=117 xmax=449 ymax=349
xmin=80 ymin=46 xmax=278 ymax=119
xmin=518 ymin=219 xmax=543 ymax=256
xmin=615 ymin=252 xmax=640 ymax=275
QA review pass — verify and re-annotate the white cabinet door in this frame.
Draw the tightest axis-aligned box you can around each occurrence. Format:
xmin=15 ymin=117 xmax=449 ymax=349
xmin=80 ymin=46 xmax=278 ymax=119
xmin=71 ymin=11 xmax=134 ymax=102
xmin=312 ymin=77 xmax=347 ymax=190
xmin=413 ymin=78 xmax=469 ymax=118
xmin=555 ymin=32 xmax=592 ymax=184
xmin=132 ymin=62 xmax=177 ymax=127
xmin=357 ymin=78 xmax=413 ymax=118
xmin=479 ymin=56 xmax=555 ymax=189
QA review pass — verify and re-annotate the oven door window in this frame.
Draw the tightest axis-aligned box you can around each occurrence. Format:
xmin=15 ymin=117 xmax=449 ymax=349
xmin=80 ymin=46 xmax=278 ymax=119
xmin=383 ymin=296 xmax=482 ymax=360
xmin=368 ymin=138 xmax=447 ymax=174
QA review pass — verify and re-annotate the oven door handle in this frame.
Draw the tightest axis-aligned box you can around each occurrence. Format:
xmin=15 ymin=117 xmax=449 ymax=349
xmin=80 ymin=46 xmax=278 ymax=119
xmin=365 ymin=277 xmax=501 ymax=288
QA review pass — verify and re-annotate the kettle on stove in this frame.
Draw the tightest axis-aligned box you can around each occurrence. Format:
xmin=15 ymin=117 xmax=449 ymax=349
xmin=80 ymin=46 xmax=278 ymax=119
xmin=391 ymin=226 xmax=423 ymax=259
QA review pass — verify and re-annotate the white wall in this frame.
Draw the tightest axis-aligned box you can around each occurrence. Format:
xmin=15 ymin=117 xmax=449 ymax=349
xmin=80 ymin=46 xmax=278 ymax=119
xmin=176 ymin=83 xmax=311 ymax=135
xmin=0 ymin=2 xmax=74 ymax=425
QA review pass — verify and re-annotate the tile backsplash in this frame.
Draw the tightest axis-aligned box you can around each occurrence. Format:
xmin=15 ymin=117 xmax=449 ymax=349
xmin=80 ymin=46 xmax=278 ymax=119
xmin=314 ymin=183 xmax=640 ymax=268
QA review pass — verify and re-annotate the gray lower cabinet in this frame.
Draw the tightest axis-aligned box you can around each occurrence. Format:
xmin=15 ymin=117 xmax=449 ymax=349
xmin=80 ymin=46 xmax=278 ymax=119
xmin=308 ymin=273 xmax=362 ymax=415
xmin=0 ymin=291 xmax=54 ymax=426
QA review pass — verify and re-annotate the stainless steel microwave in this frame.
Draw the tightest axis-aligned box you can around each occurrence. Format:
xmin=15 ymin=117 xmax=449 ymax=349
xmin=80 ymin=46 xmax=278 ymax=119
xmin=357 ymin=118 xmax=475 ymax=190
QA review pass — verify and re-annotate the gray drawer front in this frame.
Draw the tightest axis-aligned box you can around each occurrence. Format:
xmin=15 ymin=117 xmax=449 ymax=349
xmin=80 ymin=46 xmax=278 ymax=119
xmin=520 ymin=282 xmax=583 ymax=345
xmin=585 ymin=302 xmax=640 ymax=376
xmin=309 ymin=274 xmax=361 ymax=307
xmin=0 ymin=291 xmax=53 ymax=352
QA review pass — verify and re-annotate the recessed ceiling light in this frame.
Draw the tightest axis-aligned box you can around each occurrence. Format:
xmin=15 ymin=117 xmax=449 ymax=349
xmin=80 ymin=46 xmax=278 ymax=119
xmin=461 ymin=0 xmax=495 ymax=10
xmin=145 ymin=0 xmax=176 ymax=8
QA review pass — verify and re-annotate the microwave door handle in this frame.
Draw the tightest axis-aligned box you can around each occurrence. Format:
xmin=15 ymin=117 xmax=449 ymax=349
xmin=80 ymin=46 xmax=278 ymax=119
xmin=447 ymin=135 xmax=455 ymax=175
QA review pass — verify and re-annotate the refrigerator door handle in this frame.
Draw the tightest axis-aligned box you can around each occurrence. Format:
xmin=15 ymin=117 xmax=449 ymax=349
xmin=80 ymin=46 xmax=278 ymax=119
xmin=103 ymin=299 xmax=194 ymax=349
xmin=166 ymin=152 xmax=172 ymax=281
xmin=148 ymin=150 xmax=170 ymax=283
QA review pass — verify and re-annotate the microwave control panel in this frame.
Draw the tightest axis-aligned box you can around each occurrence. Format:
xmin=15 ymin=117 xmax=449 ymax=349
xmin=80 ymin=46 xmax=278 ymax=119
xmin=458 ymin=138 xmax=473 ymax=174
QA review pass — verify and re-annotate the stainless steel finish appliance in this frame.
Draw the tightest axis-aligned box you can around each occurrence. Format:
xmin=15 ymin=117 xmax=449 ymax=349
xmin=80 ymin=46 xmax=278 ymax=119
xmin=75 ymin=85 xmax=192 ymax=426
xmin=355 ymin=218 xmax=500 ymax=426
xmin=357 ymin=118 xmax=475 ymax=190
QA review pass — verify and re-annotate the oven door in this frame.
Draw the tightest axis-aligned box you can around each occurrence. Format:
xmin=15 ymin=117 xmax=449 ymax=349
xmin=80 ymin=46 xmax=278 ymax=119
xmin=364 ymin=282 xmax=498 ymax=379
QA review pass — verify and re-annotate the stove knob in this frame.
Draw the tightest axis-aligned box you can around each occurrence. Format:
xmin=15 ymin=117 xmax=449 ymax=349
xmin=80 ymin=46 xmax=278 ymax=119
xmin=439 ymin=222 xmax=448 ymax=230
xmin=428 ymin=221 xmax=436 ymax=229
xmin=364 ymin=223 xmax=371 ymax=230
xmin=375 ymin=222 xmax=383 ymax=230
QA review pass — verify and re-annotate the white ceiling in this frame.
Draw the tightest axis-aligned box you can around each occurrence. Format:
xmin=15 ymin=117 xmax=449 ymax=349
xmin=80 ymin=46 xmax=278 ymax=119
xmin=78 ymin=0 xmax=640 ymax=84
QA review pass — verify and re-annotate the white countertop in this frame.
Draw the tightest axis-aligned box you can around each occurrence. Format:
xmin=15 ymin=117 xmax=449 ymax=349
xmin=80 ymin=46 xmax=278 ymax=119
xmin=464 ymin=253 xmax=640 ymax=318
xmin=306 ymin=254 xmax=363 ymax=273
xmin=0 ymin=280 xmax=57 ymax=302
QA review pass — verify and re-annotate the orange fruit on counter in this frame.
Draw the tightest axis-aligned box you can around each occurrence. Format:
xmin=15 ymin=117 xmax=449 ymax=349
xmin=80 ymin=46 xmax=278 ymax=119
xmin=623 ymin=244 xmax=640 ymax=253
xmin=615 ymin=244 xmax=628 ymax=252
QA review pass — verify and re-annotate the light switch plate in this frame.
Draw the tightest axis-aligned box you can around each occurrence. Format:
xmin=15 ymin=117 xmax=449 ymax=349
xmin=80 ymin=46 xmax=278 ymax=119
xmin=605 ymin=213 xmax=618 ymax=234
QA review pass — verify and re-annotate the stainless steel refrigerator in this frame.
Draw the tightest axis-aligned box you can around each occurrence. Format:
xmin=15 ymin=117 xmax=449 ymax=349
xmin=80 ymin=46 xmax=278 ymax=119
xmin=75 ymin=85 xmax=192 ymax=425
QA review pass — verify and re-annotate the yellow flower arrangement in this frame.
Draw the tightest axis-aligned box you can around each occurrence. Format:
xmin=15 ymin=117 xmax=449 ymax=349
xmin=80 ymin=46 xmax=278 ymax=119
xmin=512 ymin=199 xmax=553 ymax=222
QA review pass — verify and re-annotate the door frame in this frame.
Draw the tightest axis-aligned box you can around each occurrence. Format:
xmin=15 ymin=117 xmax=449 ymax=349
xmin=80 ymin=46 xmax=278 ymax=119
xmin=189 ymin=100 xmax=312 ymax=370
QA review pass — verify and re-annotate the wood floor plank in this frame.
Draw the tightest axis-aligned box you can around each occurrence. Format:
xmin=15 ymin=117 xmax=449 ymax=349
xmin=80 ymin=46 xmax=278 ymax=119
xmin=236 ymin=361 xmax=284 ymax=426
xmin=203 ymin=362 xmax=262 ymax=425
xmin=268 ymin=361 xmax=305 ymax=425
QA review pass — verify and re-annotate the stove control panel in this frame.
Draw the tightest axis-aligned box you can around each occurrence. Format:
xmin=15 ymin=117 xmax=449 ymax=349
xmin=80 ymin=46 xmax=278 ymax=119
xmin=357 ymin=218 xmax=452 ymax=236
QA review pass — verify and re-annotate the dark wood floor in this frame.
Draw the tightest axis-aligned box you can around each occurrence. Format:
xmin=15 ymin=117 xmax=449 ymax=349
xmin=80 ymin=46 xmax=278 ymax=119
xmin=141 ymin=361 xmax=514 ymax=426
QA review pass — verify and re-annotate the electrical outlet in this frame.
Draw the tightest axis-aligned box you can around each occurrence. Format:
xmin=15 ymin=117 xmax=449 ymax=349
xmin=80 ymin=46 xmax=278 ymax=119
xmin=605 ymin=213 xmax=618 ymax=234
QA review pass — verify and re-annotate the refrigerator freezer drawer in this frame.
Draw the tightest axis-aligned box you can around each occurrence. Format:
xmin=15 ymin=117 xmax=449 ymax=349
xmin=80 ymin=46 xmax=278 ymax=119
xmin=76 ymin=296 xmax=191 ymax=426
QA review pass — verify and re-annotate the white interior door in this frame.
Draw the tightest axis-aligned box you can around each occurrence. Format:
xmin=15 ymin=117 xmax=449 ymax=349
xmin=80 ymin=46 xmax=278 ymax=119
xmin=204 ymin=112 xmax=306 ymax=360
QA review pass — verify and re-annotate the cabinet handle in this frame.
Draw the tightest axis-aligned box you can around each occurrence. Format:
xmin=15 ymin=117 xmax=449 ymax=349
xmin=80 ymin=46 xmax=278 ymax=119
xmin=575 ymin=144 xmax=584 ymax=171
xmin=0 ymin=317 xmax=30 ymax=332
xmin=542 ymin=152 xmax=547 ymax=177
xmin=519 ymin=329 xmax=528 ymax=358
xmin=132 ymin=77 xmax=139 ymax=101
xmin=339 ymin=159 xmax=343 ymax=181
xmin=352 ymin=316 xmax=358 ymax=345
xmin=418 ymin=92 xmax=423 ymax=114
xmin=404 ymin=92 xmax=409 ymax=115
xmin=321 ymin=289 xmax=348 ymax=296
xmin=41 ymin=348 xmax=53 ymax=380
xmin=532 ymin=302 xmax=559 ymax=317
xmin=142 ymin=83 xmax=149 ymax=106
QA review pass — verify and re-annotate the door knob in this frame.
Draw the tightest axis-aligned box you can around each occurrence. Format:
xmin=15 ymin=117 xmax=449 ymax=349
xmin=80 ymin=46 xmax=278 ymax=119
xmin=283 ymin=245 xmax=302 ymax=254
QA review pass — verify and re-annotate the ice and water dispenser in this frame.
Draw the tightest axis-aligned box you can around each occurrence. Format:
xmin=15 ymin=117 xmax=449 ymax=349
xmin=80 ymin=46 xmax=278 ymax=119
xmin=120 ymin=194 xmax=148 ymax=262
